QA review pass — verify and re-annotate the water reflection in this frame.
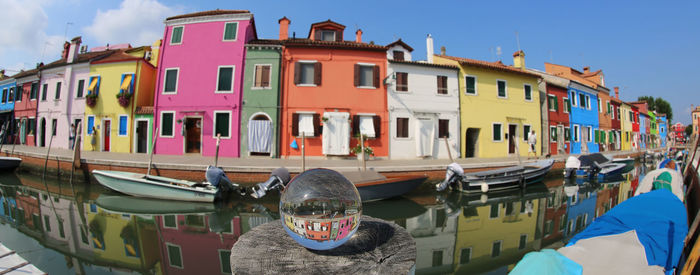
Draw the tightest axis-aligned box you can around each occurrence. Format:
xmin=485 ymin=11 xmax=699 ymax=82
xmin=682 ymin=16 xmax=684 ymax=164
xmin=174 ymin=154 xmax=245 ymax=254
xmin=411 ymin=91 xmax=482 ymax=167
xmin=0 ymin=162 xmax=650 ymax=274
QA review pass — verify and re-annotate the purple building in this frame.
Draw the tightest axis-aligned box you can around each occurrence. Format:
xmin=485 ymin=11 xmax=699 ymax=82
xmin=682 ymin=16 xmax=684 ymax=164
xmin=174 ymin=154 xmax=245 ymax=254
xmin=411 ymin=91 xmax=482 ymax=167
xmin=153 ymin=10 xmax=257 ymax=157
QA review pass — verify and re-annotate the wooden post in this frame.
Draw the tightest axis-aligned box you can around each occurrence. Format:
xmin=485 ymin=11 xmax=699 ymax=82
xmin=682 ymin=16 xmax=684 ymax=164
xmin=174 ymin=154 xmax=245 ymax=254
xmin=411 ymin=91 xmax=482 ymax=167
xmin=444 ymin=136 xmax=453 ymax=162
xmin=146 ymin=127 xmax=158 ymax=177
xmin=214 ymin=134 xmax=221 ymax=167
xmin=301 ymin=135 xmax=305 ymax=172
xmin=43 ymin=128 xmax=55 ymax=179
xmin=360 ymin=134 xmax=366 ymax=171
xmin=230 ymin=216 xmax=416 ymax=274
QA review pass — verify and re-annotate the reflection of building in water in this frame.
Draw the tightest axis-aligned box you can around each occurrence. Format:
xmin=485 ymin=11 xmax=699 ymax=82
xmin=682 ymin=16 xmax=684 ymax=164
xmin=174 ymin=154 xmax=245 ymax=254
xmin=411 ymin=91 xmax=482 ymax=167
xmin=156 ymin=213 xmax=240 ymax=274
xmin=564 ymin=187 xmax=596 ymax=238
xmin=282 ymin=214 xmax=359 ymax=242
xmin=451 ymin=195 xmax=545 ymax=274
xmin=406 ymin=204 xmax=457 ymax=274
xmin=542 ymin=182 xmax=568 ymax=247
xmin=240 ymin=212 xmax=275 ymax=234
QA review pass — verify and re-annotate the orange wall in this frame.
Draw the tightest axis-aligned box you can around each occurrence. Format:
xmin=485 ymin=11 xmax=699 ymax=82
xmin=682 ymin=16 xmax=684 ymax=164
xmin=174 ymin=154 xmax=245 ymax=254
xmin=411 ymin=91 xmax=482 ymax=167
xmin=280 ymin=47 xmax=388 ymax=157
xmin=598 ymin=91 xmax=612 ymax=130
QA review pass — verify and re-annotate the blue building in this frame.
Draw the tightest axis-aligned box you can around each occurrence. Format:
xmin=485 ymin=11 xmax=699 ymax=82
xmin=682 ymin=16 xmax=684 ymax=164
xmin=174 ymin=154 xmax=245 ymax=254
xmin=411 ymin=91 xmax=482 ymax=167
xmin=568 ymin=81 xmax=600 ymax=154
xmin=639 ymin=113 xmax=647 ymax=149
xmin=564 ymin=184 xmax=597 ymax=238
xmin=658 ymin=114 xmax=667 ymax=147
xmin=0 ymin=76 xmax=16 ymax=142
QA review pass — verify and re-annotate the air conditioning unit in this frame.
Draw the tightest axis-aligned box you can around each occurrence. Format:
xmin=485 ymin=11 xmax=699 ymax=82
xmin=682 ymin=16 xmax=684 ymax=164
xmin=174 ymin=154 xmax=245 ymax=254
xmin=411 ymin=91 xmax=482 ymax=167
xmin=80 ymin=45 xmax=88 ymax=54
xmin=144 ymin=51 xmax=152 ymax=61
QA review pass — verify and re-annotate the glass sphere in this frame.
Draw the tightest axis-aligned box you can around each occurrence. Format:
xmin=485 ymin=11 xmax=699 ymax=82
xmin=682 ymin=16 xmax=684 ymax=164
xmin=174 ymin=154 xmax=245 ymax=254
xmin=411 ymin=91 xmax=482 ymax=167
xmin=280 ymin=168 xmax=362 ymax=250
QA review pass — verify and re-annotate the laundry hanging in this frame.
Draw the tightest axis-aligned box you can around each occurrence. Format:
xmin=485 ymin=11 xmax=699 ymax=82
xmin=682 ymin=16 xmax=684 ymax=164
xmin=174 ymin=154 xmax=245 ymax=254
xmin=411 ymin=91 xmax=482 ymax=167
xmin=322 ymin=112 xmax=350 ymax=155
xmin=415 ymin=118 xmax=435 ymax=157
xmin=248 ymin=120 xmax=272 ymax=153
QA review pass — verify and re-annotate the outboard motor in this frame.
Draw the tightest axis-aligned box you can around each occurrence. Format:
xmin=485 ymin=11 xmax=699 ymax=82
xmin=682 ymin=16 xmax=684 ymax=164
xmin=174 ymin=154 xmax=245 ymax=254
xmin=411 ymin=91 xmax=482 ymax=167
xmin=564 ymin=156 xmax=581 ymax=178
xmin=250 ymin=167 xmax=291 ymax=199
xmin=206 ymin=166 xmax=243 ymax=194
xmin=436 ymin=163 xmax=464 ymax=192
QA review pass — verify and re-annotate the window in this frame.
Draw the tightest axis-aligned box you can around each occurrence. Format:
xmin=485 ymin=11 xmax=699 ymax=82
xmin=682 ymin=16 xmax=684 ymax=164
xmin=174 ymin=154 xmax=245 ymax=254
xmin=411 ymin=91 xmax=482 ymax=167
xmin=28 ymin=118 xmax=35 ymax=135
xmin=170 ymin=26 xmax=183 ymax=45
xmin=564 ymin=97 xmax=571 ymax=113
xmin=392 ymin=50 xmax=404 ymax=61
xmin=30 ymin=82 xmax=38 ymax=99
xmin=579 ymin=93 xmax=586 ymax=109
xmin=396 ymin=117 xmax=409 ymax=138
xmin=565 ymin=127 xmax=571 ymax=141
xmin=163 ymin=215 xmax=177 ymax=228
xmin=587 ymin=126 xmax=593 ymax=142
xmin=544 ymin=220 xmax=552 ymax=235
xmin=41 ymin=84 xmax=48 ymax=101
xmin=493 ymin=123 xmax=502 ymax=141
xmin=524 ymin=84 xmax=532 ymax=101
xmin=573 ymin=125 xmax=580 ymax=142
xmin=519 ymin=234 xmax=527 ymax=250
xmin=223 ymin=22 xmax=238 ymax=41
xmin=497 ymin=80 xmax=507 ymax=98
xmin=120 ymin=74 xmax=134 ymax=94
xmin=293 ymin=113 xmax=316 ymax=137
xmin=570 ymin=91 xmax=577 ymax=106
xmin=44 ymin=215 xmax=51 ymax=232
xmin=219 ymin=250 xmax=232 ymax=274
xmin=87 ymin=116 xmax=95 ymax=135
xmin=216 ymin=66 xmax=234 ymax=92
xmin=214 ymin=111 xmax=231 ymax=138
xmin=598 ymin=99 xmax=603 ymax=113
xmin=585 ymin=95 xmax=590 ymax=110
xmin=160 ymin=112 xmax=175 ymax=137
xmin=460 ymin=248 xmax=472 ymax=264
xmin=395 ymin=72 xmax=408 ymax=92
xmin=51 ymin=119 xmax=57 ymax=136
xmin=548 ymin=95 xmax=558 ymax=111
xmin=319 ymin=30 xmax=336 ymax=41
xmin=76 ymin=79 xmax=85 ymax=98
xmin=355 ymin=64 xmax=378 ymax=88
xmin=357 ymin=115 xmax=376 ymax=138
xmin=465 ymin=75 xmax=477 ymax=95
xmin=607 ymin=101 xmax=611 ymax=114
xmin=492 ymin=241 xmax=502 ymax=257
xmin=166 ymin=243 xmax=183 ymax=268
xmin=490 ymin=204 xmax=499 ymax=218
xmin=523 ymin=125 xmax=531 ymax=141
xmin=55 ymin=82 xmax=62 ymax=99
xmin=437 ymin=75 xmax=448 ymax=94
xmin=88 ymin=76 xmax=100 ymax=96
xmin=8 ymin=87 xmax=14 ymax=102
xmin=438 ymin=119 xmax=449 ymax=138
xmin=616 ymin=107 xmax=620 ymax=119
xmin=1 ymin=89 xmax=6 ymax=103
xmin=253 ymin=65 xmax=271 ymax=88
xmin=58 ymin=220 xmax=65 ymax=238
xmin=295 ymin=62 xmax=321 ymax=86
xmin=629 ymin=111 xmax=634 ymax=122
xmin=118 ymin=115 xmax=128 ymax=136
xmin=163 ymin=69 xmax=179 ymax=94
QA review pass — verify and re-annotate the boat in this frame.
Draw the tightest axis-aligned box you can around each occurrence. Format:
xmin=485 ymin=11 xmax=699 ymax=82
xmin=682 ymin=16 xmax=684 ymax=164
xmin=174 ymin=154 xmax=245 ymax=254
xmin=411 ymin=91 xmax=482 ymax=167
xmin=564 ymin=153 xmax=627 ymax=180
xmin=96 ymin=194 xmax=216 ymax=214
xmin=635 ymin=168 xmax=684 ymax=201
xmin=608 ymin=156 xmax=635 ymax=173
xmin=436 ymin=159 xmax=554 ymax=193
xmin=0 ymin=156 xmax=21 ymax=170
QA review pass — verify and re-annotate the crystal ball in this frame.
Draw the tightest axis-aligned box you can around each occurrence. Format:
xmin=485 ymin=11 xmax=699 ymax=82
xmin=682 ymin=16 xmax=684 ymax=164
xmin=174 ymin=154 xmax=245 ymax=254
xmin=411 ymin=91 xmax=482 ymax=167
xmin=280 ymin=168 xmax=362 ymax=250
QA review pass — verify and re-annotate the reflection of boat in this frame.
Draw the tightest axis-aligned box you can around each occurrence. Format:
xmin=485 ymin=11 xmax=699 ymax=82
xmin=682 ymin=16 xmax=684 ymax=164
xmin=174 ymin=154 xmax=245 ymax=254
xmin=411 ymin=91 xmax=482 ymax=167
xmin=438 ymin=159 xmax=554 ymax=193
xmin=443 ymin=182 xmax=550 ymax=210
xmin=92 ymin=170 xmax=219 ymax=202
xmin=0 ymin=156 xmax=21 ymax=170
xmin=96 ymin=194 xmax=216 ymax=215
xmin=565 ymin=153 xmax=627 ymax=180
xmin=363 ymin=197 xmax=427 ymax=220
xmin=341 ymin=170 xmax=426 ymax=202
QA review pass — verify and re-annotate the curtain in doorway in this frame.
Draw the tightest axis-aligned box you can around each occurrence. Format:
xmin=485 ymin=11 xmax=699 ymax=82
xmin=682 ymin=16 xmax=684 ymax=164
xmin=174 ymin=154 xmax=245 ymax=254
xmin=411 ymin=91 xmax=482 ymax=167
xmin=415 ymin=118 xmax=435 ymax=157
xmin=248 ymin=120 xmax=272 ymax=153
xmin=322 ymin=112 xmax=350 ymax=155
xmin=557 ymin=126 xmax=564 ymax=153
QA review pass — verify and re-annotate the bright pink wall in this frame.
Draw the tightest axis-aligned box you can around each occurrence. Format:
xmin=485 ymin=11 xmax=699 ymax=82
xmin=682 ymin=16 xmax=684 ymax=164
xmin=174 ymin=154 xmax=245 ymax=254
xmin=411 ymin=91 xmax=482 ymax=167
xmin=154 ymin=17 xmax=254 ymax=157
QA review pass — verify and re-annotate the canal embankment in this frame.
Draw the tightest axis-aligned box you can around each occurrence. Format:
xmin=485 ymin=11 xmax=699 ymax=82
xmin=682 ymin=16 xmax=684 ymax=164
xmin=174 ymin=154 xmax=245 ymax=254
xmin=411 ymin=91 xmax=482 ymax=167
xmin=1 ymin=145 xmax=649 ymax=184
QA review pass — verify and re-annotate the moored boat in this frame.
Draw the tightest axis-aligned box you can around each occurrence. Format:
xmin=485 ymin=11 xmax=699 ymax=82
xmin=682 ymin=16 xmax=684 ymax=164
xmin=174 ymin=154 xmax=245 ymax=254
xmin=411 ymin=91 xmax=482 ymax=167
xmin=92 ymin=170 xmax=219 ymax=202
xmin=0 ymin=156 xmax=21 ymax=170
xmin=436 ymin=159 xmax=554 ymax=193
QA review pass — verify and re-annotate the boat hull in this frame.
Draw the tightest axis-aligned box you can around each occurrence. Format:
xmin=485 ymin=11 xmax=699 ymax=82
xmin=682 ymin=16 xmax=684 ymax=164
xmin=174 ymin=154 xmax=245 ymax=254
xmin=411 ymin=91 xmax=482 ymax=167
xmin=96 ymin=194 xmax=216 ymax=214
xmin=456 ymin=160 xmax=554 ymax=193
xmin=0 ymin=157 xmax=21 ymax=170
xmin=92 ymin=170 xmax=216 ymax=202
xmin=355 ymin=175 xmax=426 ymax=202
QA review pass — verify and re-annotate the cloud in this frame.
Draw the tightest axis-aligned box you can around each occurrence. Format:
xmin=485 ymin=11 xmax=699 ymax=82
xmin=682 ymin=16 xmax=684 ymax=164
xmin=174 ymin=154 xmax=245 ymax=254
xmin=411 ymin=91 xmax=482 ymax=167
xmin=83 ymin=0 xmax=183 ymax=47
xmin=0 ymin=0 xmax=64 ymax=70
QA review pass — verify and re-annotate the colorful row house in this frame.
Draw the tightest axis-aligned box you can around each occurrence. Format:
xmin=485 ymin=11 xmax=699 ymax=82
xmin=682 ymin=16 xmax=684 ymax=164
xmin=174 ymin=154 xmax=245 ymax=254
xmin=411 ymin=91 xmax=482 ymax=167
xmin=13 ymin=69 xmax=40 ymax=146
xmin=278 ymin=19 xmax=388 ymax=158
xmin=648 ymin=111 xmax=657 ymax=148
xmin=658 ymin=114 xmax=667 ymax=147
xmin=0 ymin=75 xmax=16 ymax=140
xmin=154 ymin=10 xmax=257 ymax=157
xmin=434 ymin=50 xmax=542 ymax=158
xmin=386 ymin=38 xmax=460 ymax=159
xmin=619 ymin=102 xmax=633 ymax=151
xmin=610 ymin=90 xmax=623 ymax=150
xmin=83 ymin=44 xmax=158 ymax=153
xmin=529 ymin=70 xmax=570 ymax=155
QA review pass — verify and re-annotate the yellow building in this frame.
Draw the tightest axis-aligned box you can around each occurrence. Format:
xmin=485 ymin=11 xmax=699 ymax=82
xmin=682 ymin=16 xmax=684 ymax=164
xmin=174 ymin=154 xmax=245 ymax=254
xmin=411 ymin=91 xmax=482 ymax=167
xmin=621 ymin=103 xmax=633 ymax=151
xmin=434 ymin=51 xmax=542 ymax=158
xmin=84 ymin=43 xmax=158 ymax=152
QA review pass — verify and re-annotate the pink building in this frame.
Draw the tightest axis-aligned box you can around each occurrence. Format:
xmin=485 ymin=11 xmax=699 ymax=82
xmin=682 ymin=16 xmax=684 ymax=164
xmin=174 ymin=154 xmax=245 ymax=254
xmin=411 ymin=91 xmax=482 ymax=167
xmin=153 ymin=10 xmax=257 ymax=157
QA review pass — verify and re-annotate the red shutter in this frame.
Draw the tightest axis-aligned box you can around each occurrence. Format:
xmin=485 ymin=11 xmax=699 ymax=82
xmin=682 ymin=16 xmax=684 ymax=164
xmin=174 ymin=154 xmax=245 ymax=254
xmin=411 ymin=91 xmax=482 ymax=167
xmin=261 ymin=66 xmax=270 ymax=87
xmin=373 ymin=115 xmax=381 ymax=138
xmin=314 ymin=30 xmax=322 ymax=41
xmin=352 ymin=115 xmax=359 ymax=136
xmin=353 ymin=64 xmax=360 ymax=87
xmin=373 ymin=65 xmax=380 ymax=88
xmin=291 ymin=113 xmax=299 ymax=136
xmin=314 ymin=63 xmax=322 ymax=86
xmin=335 ymin=30 xmax=342 ymax=42
xmin=313 ymin=114 xmax=321 ymax=137
xmin=294 ymin=62 xmax=301 ymax=85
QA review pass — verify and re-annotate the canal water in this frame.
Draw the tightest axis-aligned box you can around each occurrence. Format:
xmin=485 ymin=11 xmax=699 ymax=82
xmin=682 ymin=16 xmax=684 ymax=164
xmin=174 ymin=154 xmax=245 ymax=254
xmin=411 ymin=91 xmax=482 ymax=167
xmin=0 ymin=161 xmax=654 ymax=274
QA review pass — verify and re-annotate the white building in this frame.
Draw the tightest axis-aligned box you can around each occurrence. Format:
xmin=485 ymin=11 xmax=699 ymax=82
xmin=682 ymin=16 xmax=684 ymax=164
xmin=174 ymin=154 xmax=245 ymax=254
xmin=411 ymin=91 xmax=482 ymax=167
xmin=385 ymin=39 xmax=460 ymax=159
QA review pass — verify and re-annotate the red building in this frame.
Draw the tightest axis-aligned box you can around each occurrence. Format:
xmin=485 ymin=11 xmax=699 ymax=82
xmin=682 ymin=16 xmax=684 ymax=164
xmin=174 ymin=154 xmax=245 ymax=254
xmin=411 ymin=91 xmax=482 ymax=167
xmin=610 ymin=87 xmax=622 ymax=150
xmin=631 ymin=105 xmax=640 ymax=149
xmin=305 ymin=220 xmax=331 ymax=241
xmin=542 ymin=76 xmax=571 ymax=155
xmin=12 ymin=68 xmax=40 ymax=146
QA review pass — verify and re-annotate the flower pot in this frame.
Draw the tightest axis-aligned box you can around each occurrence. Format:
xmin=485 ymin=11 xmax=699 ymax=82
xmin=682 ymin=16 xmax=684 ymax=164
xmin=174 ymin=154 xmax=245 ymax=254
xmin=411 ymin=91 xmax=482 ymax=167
xmin=86 ymin=96 xmax=97 ymax=108
xmin=356 ymin=153 xmax=370 ymax=160
xmin=118 ymin=95 xmax=131 ymax=107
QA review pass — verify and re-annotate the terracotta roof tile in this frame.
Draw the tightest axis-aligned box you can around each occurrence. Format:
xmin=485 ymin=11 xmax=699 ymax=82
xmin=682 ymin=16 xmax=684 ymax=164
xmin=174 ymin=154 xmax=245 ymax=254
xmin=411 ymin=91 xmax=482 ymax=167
xmin=91 ymin=47 xmax=151 ymax=65
xmin=135 ymin=106 xmax=154 ymax=115
xmin=41 ymin=50 xmax=115 ymax=70
xmin=282 ymin=39 xmax=387 ymax=51
xmin=166 ymin=10 xmax=250 ymax=21
xmin=389 ymin=59 xmax=459 ymax=70
xmin=11 ymin=68 xmax=40 ymax=79
xmin=436 ymin=54 xmax=540 ymax=78
xmin=386 ymin=39 xmax=414 ymax=52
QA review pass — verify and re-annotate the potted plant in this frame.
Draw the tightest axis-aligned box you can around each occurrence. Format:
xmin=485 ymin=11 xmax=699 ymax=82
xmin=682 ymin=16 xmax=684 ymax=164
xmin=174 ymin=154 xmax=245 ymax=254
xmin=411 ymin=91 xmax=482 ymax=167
xmin=116 ymin=92 xmax=132 ymax=107
xmin=351 ymin=135 xmax=374 ymax=160
xmin=86 ymin=93 xmax=98 ymax=108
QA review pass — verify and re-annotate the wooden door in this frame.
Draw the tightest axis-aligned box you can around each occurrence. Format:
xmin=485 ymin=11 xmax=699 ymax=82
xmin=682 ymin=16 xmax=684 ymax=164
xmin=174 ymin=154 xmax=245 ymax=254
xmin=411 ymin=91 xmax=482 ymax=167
xmin=185 ymin=118 xmax=201 ymax=153
xmin=508 ymin=125 xmax=517 ymax=154
xmin=40 ymin=118 xmax=45 ymax=147
xmin=103 ymin=120 xmax=111 ymax=152
xmin=136 ymin=120 xmax=148 ymax=153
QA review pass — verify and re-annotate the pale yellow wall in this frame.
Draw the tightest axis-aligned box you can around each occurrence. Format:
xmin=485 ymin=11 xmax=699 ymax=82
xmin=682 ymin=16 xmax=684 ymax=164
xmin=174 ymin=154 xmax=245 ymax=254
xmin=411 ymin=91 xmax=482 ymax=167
xmin=434 ymin=56 xmax=542 ymax=158
xmin=87 ymin=210 xmax=142 ymax=267
xmin=621 ymin=104 xmax=632 ymax=150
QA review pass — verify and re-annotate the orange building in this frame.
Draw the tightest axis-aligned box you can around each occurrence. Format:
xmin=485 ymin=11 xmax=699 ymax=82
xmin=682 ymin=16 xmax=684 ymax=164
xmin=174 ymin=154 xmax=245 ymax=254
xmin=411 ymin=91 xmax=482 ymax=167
xmin=278 ymin=18 xmax=388 ymax=158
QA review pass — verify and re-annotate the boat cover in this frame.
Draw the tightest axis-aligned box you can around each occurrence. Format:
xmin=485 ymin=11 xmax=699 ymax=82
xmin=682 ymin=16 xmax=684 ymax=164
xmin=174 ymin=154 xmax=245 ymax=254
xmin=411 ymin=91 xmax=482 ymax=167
xmin=565 ymin=190 xmax=687 ymax=273
xmin=510 ymin=249 xmax=582 ymax=275
xmin=635 ymin=168 xmax=684 ymax=201
xmin=578 ymin=153 xmax=609 ymax=168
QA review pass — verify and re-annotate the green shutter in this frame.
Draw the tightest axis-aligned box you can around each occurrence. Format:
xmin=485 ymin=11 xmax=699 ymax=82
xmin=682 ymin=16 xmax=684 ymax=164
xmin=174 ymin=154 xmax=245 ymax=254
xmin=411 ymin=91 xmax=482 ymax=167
xmin=566 ymin=99 xmax=571 ymax=113
xmin=565 ymin=128 xmax=571 ymax=141
xmin=171 ymin=26 xmax=183 ymax=44
xmin=217 ymin=67 xmax=233 ymax=91
xmin=554 ymin=96 xmax=559 ymax=111
xmin=224 ymin=22 xmax=238 ymax=40
xmin=215 ymin=112 xmax=230 ymax=138
xmin=165 ymin=69 xmax=178 ymax=92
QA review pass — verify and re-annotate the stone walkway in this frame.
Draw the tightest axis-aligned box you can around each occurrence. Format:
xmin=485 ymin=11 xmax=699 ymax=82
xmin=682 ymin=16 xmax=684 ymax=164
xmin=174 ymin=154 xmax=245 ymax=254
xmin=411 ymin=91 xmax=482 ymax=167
xmin=0 ymin=144 xmax=646 ymax=173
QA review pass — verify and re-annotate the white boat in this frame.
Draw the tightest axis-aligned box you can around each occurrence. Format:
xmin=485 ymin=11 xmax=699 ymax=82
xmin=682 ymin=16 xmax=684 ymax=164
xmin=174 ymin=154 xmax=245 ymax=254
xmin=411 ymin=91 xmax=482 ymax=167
xmin=0 ymin=157 xmax=21 ymax=170
xmin=92 ymin=170 xmax=218 ymax=202
xmin=437 ymin=159 xmax=555 ymax=193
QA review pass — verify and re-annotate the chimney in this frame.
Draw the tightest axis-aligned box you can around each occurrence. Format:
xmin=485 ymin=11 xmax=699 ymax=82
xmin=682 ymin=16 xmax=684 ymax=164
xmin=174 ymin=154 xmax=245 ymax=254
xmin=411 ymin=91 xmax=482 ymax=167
xmin=67 ymin=36 xmax=82 ymax=63
xmin=614 ymin=86 xmax=619 ymax=99
xmin=513 ymin=50 xmax=525 ymax=69
xmin=426 ymin=34 xmax=434 ymax=63
xmin=278 ymin=17 xmax=290 ymax=40
xmin=583 ymin=66 xmax=590 ymax=73
xmin=61 ymin=41 xmax=70 ymax=60
xmin=440 ymin=46 xmax=446 ymax=56
xmin=355 ymin=29 xmax=362 ymax=43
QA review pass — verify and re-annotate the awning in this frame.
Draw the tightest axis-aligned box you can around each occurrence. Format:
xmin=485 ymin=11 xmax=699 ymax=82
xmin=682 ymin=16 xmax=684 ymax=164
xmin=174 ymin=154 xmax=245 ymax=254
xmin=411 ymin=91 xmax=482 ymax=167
xmin=88 ymin=77 xmax=98 ymax=92
xmin=359 ymin=116 xmax=375 ymax=138
xmin=298 ymin=113 xmax=314 ymax=136
xmin=120 ymin=74 xmax=132 ymax=91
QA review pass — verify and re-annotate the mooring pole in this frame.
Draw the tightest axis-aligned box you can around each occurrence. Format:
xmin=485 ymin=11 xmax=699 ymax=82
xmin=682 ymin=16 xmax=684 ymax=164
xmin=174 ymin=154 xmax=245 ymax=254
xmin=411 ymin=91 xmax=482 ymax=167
xmin=301 ymin=135 xmax=306 ymax=172
xmin=360 ymin=134 xmax=366 ymax=172
xmin=146 ymin=127 xmax=158 ymax=177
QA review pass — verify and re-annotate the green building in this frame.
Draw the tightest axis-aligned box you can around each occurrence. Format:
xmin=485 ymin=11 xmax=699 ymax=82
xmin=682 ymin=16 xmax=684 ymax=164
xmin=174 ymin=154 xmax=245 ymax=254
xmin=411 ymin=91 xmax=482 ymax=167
xmin=240 ymin=41 xmax=282 ymax=157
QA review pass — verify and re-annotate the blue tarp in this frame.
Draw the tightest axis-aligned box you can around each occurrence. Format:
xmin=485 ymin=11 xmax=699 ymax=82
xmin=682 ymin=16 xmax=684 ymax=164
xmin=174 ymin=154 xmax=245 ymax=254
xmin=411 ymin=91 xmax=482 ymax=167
xmin=566 ymin=190 xmax=688 ymax=271
xmin=510 ymin=249 xmax=582 ymax=275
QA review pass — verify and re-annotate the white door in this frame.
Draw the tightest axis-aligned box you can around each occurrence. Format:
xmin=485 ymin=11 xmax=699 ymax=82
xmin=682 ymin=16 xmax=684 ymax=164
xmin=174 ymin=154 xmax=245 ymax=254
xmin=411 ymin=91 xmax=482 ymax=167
xmin=415 ymin=118 xmax=435 ymax=157
xmin=322 ymin=112 xmax=350 ymax=155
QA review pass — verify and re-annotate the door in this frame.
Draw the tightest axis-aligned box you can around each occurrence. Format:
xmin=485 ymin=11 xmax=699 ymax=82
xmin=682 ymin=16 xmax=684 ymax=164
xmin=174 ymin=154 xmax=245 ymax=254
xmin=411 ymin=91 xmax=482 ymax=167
xmin=465 ymin=128 xmax=479 ymax=158
xmin=40 ymin=118 xmax=46 ymax=147
xmin=103 ymin=120 xmax=111 ymax=152
xmin=321 ymin=112 xmax=349 ymax=155
xmin=508 ymin=124 xmax=517 ymax=154
xmin=248 ymin=115 xmax=272 ymax=155
xmin=557 ymin=125 xmax=564 ymax=154
xmin=136 ymin=120 xmax=148 ymax=153
xmin=19 ymin=118 xmax=26 ymax=144
xmin=185 ymin=117 xmax=201 ymax=153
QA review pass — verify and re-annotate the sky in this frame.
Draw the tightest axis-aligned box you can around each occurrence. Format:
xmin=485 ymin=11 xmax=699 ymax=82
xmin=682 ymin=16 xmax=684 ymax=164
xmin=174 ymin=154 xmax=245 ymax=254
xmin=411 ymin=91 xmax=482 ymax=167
xmin=1 ymin=0 xmax=698 ymax=125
